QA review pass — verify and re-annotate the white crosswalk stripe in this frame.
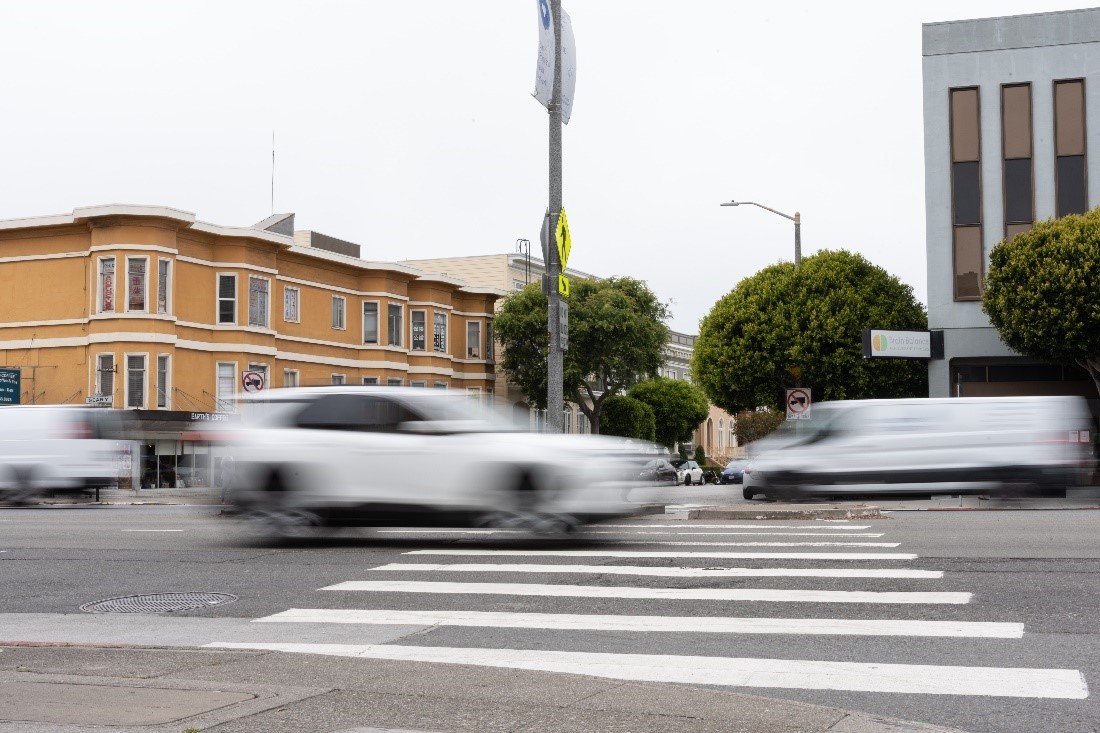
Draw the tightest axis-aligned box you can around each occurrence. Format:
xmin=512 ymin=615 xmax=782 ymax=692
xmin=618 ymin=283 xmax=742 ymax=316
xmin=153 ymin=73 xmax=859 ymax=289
xmin=215 ymin=521 xmax=1088 ymax=700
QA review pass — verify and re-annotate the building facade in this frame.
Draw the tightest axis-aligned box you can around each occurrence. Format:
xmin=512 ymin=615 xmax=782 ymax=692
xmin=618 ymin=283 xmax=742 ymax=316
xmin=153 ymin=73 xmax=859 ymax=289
xmin=923 ymin=9 xmax=1099 ymax=401
xmin=0 ymin=205 xmax=501 ymax=486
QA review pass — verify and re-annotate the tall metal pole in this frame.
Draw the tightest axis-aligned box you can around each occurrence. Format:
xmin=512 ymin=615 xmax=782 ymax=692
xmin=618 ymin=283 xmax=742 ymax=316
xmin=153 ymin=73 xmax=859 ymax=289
xmin=545 ymin=0 xmax=564 ymax=433
xmin=793 ymin=211 xmax=801 ymax=269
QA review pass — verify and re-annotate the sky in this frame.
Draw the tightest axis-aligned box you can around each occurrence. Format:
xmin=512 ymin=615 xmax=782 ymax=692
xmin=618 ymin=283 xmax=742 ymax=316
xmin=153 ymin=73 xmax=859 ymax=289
xmin=0 ymin=1 xmax=1085 ymax=334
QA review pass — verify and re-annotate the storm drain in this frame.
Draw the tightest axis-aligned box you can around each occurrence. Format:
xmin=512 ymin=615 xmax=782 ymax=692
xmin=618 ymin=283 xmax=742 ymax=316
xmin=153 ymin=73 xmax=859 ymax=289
xmin=80 ymin=592 xmax=239 ymax=614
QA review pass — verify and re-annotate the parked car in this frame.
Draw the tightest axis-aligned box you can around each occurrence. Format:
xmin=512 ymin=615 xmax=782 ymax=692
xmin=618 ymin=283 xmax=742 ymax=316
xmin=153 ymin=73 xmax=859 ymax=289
xmin=719 ymin=458 xmax=750 ymax=485
xmin=638 ymin=457 xmax=677 ymax=484
xmin=0 ymin=406 xmax=126 ymax=504
xmin=742 ymin=396 xmax=1095 ymax=500
xmin=220 ymin=387 xmax=644 ymax=536
xmin=670 ymin=459 xmax=704 ymax=485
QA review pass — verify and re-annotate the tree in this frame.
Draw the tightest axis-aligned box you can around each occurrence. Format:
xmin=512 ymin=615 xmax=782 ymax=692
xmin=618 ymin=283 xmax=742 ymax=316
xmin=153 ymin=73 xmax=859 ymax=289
xmin=691 ymin=250 xmax=927 ymax=413
xmin=628 ymin=378 xmax=709 ymax=450
xmin=983 ymin=209 xmax=1100 ymax=396
xmin=494 ymin=277 xmax=670 ymax=433
xmin=734 ymin=407 xmax=785 ymax=446
xmin=599 ymin=395 xmax=656 ymax=442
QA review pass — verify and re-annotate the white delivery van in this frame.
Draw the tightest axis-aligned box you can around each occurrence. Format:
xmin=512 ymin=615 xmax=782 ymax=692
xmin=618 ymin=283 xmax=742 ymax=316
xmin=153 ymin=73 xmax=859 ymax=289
xmin=743 ymin=396 xmax=1095 ymax=499
xmin=0 ymin=406 xmax=125 ymax=504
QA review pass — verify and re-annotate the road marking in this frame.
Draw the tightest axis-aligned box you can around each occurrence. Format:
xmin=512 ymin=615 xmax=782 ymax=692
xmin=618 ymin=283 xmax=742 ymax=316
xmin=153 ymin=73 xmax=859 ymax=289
xmin=407 ymin=550 xmax=919 ymax=561
xmin=371 ymin=562 xmax=943 ymax=579
xmin=587 ymin=531 xmax=888 ymax=537
xmin=255 ymin=608 xmax=1019 ymax=638
xmin=205 ymin=642 xmax=1087 ymax=698
xmin=323 ymin=581 xmax=971 ymax=604
xmin=121 ymin=529 xmax=184 ymax=532
xmin=617 ymin=541 xmax=900 ymax=547
xmin=597 ymin=524 xmax=872 ymax=530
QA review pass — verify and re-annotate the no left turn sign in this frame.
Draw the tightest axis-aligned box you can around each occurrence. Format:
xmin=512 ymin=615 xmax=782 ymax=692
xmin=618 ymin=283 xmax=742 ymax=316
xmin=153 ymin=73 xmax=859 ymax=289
xmin=786 ymin=388 xmax=811 ymax=419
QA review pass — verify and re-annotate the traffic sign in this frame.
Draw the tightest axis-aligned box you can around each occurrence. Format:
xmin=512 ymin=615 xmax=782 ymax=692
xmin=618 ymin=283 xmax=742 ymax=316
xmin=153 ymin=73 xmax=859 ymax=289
xmin=785 ymin=387 xmax=811 ymax=420
xmin=559 ymin=300 xmax=569 ymax=351
xmin=556 ymin=207 xmax=572 ymax=270
xmin=558 ymin=273 xmax=570 ymax=297
xmin=241 ymin=370 xmax=266 ymax=393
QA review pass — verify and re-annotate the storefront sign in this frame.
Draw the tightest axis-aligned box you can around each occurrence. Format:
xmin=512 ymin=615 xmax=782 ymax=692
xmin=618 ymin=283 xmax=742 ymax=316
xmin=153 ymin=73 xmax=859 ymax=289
xmin=0 ymin=368 xmax=20 ymax=405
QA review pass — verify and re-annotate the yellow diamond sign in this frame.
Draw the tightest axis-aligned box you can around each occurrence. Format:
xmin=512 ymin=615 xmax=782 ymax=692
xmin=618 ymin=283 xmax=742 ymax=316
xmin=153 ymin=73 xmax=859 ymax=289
xmin=556 ymin=207 xmax=572 ymax=271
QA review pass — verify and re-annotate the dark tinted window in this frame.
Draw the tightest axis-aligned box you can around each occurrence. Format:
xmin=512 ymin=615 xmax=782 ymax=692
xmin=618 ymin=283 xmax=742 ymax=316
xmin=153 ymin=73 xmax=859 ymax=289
xmin=952 ymin=162 xmax=981 ymax=225
xmin=295 ymin=394 xmax=426 ymax=432
xmin=1056 ymin=155 xmax=1087 ymax=216
xmin=1004 ymin=158 xmax=1033 ymax=223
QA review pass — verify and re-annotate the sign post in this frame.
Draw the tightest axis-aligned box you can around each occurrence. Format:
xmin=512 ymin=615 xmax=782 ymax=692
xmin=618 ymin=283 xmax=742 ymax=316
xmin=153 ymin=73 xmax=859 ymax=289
xmin=785 ymin=387 xmax=811 ymax=420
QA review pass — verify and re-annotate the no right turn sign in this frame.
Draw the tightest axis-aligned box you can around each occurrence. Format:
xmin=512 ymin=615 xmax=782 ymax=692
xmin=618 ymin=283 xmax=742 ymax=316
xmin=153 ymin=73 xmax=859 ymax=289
xmin=786 ymin=388 xmax=811 ymax=420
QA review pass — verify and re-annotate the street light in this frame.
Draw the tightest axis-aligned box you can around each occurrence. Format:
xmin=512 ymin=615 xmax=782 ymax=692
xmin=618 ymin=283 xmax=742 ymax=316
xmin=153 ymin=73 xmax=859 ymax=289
xmin=721 ymin=200 xmax=801 ymax=268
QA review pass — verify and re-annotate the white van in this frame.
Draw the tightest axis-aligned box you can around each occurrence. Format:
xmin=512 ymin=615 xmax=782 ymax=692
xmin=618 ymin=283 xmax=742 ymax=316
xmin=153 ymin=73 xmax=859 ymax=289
xmin=0 ymin=406 xmax=125 ymax=504
xmin=742 ymin=396 xmax=1096 ymax=499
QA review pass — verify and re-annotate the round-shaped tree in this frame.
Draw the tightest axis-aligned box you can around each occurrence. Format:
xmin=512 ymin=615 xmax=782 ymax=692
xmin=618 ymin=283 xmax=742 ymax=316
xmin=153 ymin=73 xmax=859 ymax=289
xmin=691 ymin=250 xmax=927 ymax=413
xmin=983 ymin=208 xmax=1100 ymax=396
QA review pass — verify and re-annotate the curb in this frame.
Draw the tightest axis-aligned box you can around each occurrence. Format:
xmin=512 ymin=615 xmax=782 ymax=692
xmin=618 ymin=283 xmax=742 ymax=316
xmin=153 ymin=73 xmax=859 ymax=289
xmin=688 ymin=506 xmax=883 ymax=520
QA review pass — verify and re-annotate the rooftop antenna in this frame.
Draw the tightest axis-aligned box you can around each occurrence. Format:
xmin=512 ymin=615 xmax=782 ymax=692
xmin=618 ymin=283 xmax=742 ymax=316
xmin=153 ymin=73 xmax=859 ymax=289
xmin=270 ymin=130 xmax=276 ymax=215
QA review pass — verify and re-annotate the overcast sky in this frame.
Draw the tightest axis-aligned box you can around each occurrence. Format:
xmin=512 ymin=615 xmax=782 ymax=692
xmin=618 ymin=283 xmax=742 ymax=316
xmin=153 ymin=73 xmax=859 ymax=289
xmin=1 ymin=1 xmax=1083 ymax=333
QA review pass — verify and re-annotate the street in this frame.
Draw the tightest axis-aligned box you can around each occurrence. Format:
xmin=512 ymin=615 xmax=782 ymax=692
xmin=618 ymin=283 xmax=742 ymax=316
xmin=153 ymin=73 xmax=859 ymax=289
xmin=1 ymin=501 xmax=1098 ymax=733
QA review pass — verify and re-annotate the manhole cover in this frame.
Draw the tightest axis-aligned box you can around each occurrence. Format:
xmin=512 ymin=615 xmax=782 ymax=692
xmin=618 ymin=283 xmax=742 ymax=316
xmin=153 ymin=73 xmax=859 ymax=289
xmin=80 ymin=592 xmax=239 ymax=614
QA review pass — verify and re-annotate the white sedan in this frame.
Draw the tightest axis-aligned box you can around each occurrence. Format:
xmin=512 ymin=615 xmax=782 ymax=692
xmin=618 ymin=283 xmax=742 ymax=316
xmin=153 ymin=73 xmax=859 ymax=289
xmin=218 ymin=387 xmax=645 ymax=536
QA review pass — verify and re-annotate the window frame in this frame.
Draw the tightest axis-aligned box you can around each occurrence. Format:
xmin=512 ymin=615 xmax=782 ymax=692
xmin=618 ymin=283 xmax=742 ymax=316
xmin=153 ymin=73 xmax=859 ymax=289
xmin=156 ymin=353 xmax=170 ymax=409
xmin=126 ymin=256 xmax=148 ymax=313
xmin=332 ymin=295 xmax=346 ymax=330
xmin=283 ymin=369 xmax=299 ymax=388
xmin=157 ymin=258 xmax=171 ymax=315
xmin=362 ymin=376 xmax=379 ymax=385
xmin=363 ymin=300 xmax=379 ymax=343
xmin=217 ymin=273 xmax=237 ymax=325
xmin=466 ymin=320 xmax=482 ymax=359
xmin=248 ymin=276 xmax=270 ymax=328
xmin=387 ymin=303 xmax=403 ymax=347
xmin=410 ymin=309 xmax=427 ymax=351
xmin=283 ymin=285 xmax=300 ymax=324
xmin=125 ymin=353 xmax=147 ymax=409
xmin=215 ymin=361 xmax=237 ymax=412
xmin=95 ymin=353 xmax=115 ymax=400
xmin=949 ymin=86 xmax=984 ymax=301
xmin=433 ymin=311 xmax=447 ymax=354
xmin=331 ymin=374 xmax=346 ymax=385
xmin=97 ymin=257 xmax=116 ymax=313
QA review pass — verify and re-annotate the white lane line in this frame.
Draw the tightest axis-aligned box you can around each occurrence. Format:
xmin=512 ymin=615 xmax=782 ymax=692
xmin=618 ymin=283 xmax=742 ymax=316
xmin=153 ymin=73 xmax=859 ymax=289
xmin=586 ymin=532 xmax=888 ymax=537
xmin=371 ymin=562 xmax=943 ymax=579
xmin=407 ymin=550 xmax=919 ymax=560
xmin=618 ymin=541 xmax=900 ymax=547
xmin=255 ymin=608 xmax=1019 ymax=638
xmin=205 ymin=643 xmax=1087 ymax=698
xmin=323 ymin=580 xmax=971 ymax=605
xmin=597 ymin=524 xmax=871 ymax=530
xmin=121 ymin=529 xmax=184 ymax=532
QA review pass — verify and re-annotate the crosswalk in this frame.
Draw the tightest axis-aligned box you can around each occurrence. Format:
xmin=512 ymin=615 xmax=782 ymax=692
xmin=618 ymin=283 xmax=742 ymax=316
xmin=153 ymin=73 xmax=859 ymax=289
xmin=206 ymin=520 xmax=1090 ymax=701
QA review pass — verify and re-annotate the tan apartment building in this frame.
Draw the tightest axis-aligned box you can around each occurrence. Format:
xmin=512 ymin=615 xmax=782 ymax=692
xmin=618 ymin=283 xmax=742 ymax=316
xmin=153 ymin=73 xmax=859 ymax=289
xmin=0 ymin=205 xmax=501 ymax=487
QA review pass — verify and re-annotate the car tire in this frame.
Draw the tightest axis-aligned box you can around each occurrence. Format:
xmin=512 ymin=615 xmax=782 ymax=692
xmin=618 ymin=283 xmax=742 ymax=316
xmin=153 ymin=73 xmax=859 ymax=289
xmin=742 ymin=486 xmax=754 ymax=500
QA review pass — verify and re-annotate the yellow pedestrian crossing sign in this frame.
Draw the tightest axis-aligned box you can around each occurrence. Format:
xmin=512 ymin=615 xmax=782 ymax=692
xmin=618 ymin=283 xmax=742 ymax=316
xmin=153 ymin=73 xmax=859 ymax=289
xmin=558 ymin=274 xmax=570 ymax=297
xmin=556 ymin=207 xmax=571 ymax=271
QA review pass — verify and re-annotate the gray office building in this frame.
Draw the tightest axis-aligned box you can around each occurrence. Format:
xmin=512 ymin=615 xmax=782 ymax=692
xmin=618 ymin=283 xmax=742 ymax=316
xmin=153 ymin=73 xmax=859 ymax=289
xmin=923 ymin=8 xmax=1098 ymax=401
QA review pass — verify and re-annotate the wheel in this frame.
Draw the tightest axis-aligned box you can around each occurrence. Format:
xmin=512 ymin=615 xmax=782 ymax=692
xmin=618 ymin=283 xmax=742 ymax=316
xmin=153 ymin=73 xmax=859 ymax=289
xmin=743 ymin=486 xmax=755 ymax=500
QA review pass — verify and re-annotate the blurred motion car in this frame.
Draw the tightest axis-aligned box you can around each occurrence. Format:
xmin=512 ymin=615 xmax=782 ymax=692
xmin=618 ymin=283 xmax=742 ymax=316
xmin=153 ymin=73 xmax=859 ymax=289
xmin=0 ymin=406 xmax=125 ymax=504
xmin=637 ymin=458 xmax=677 ymax=484
xmin=217 ymin=387 xmax=645 ymax=536
xmin=719 ymin=458 xmax=750 ymax=485
xmin=670 ymin=459 xmax=704 ymax=485
xmin=741 ymin=396 xmax=1095 ymax=500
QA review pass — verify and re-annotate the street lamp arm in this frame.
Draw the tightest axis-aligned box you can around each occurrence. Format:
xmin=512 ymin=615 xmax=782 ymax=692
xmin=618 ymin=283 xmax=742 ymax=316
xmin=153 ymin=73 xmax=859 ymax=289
xmin=720 ymin=200 xmax=795 ymax=222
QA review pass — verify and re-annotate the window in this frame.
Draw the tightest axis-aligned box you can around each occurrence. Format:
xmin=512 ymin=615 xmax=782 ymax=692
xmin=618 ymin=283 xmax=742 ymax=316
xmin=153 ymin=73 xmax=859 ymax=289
xmin=331 ymin=374 xmax=346 ymax=385
xmin=157 ymin=259 xmax=171 ymax=314
xmin=485 ymin=319 xmax=494 ymax=362
xmin=466 ymin=321 xmax=481 ymax=359
xmin=98 ymin=258 xmax=115 ymax=313
xmin=96 ymin=353 xmax=115 ymax=398
xmin=563 ymin=408 xmax=572 ymax=434
xmin=332 ymin=296 xmax=346 ymax=330
xmin=284 ymin=369 xmax=299 ymax=388
xmin=363 ymin=301 xmax=379 ymax=343
xmin=156 ymin=354 xmax=169 ymax=408
xmin=283 ymin=286 xmax=299 ymax=323
xmin=216 ymin=363 xmax=236 ymax=412
xmin=127 ymin=257 xmax=147 ymax=312
xmin=387 ymin=304 xmax=403 ymax=347
xmin=387 ymin=377 xmax=403 ymax=386
xmin=410 ymin=310 xmax=426 ymax=351
xmin=718 ymin=419 xmax=724 ymax=451
xmin=513 ymin=280 xmax=525 ymax=290
xmin=1055 ymin=79 xmax=1088 ymax=217
xmin=217 ymin=274 xmax=237 ymax=324
xmin=1002 ymin=84 xmax=1034 ymax=238
xmin=434 ymin=381 xmax=448 ymax=389
xmin=363 ymin=376 xmax=379 ymax=385
xmin=247 ymin=363 xmax=269 ymax=389
xmin=248 ymin=277 xmax=269 ymax=327
xmin=126 ymin=354 xmax=146 ymax=409
xmin=411 ymin=380 xmax=427 ymax=388
xmin=950 ymin=87 xmax=983 ymax=300
xmin=433 ymin=312 xmax=447 ymax=353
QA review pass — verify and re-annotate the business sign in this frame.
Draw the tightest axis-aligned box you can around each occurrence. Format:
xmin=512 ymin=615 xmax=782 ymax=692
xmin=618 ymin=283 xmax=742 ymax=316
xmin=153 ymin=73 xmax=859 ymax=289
xmin=85 ymin=395 xmax=112 ymax=406
xmin=0 ymin=368 xmax=19 ymax=405
xmin=862 ymin=329 xmax=933 ymax=359
xmin=786 ymin=388 xmax=811 ymax=420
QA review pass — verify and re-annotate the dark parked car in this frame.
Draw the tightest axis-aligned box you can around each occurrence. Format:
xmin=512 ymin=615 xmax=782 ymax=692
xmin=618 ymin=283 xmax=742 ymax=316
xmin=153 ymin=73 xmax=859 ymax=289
xmin=719 ymin=458 xmax=750 ymax=484
xmin=638 ymin=458 xmax=677 ymax=484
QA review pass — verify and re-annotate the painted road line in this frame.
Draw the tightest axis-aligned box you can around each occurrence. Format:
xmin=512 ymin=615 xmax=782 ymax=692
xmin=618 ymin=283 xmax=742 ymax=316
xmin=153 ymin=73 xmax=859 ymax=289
xmin=121 ymin=529 xmax=184 ymax=532
xmin=371 ymin=562 xmax=943 ymax=579
xmin=323 ymin=580 xmax=971 ymax=604
xmin=205 ymin=642 xmax=1087 ymax=698
xmin=378 ymin=528 xmax=887 ymax=537
xmin=618 ymin=541 xmax=900 ymax=547
xmin=255 ymin=608 xmax=1019 ymax=638
xmin=407 ymin=549 xmax=919 ymax=560
xmin=596 ymin=524 xmax=872 ymax=530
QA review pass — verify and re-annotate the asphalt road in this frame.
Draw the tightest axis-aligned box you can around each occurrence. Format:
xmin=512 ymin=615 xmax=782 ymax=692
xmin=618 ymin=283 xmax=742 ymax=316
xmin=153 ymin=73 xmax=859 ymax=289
xmin=1 ymin=503 xmax=1099 ymax=733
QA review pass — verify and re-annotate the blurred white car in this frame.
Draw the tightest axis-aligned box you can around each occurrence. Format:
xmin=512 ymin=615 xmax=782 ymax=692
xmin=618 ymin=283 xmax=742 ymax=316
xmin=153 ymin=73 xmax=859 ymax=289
xmin=219 ymin=387 xmax=644 ymax=535
xmin=670 ymin=459 xmax=704 ymax=485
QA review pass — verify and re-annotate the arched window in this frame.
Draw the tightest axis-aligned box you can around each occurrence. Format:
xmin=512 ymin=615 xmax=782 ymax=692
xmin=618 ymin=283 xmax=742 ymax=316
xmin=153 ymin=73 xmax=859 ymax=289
xmin=718 ymin=419 xmax=724 ymax=451
xmin=705 ymin=418 xmax=713 ymax=453
xmin=563 ymin=407 xmax=572 ymax=434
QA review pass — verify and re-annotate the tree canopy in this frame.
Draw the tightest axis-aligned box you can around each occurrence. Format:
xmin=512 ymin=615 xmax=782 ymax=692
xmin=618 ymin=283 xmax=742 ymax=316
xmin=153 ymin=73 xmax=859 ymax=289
xmin=983 ymin=208 xmax=1100 ymax=396
xmin=599 ymin=395 xmax=656 ymax=442
xmin=493 ymin=276 xmax=670 ymax=432
xmin=628 ymin=377 xmax=709 ymax=449
xmin=691 ymin=250 xmax=927 ymax=413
